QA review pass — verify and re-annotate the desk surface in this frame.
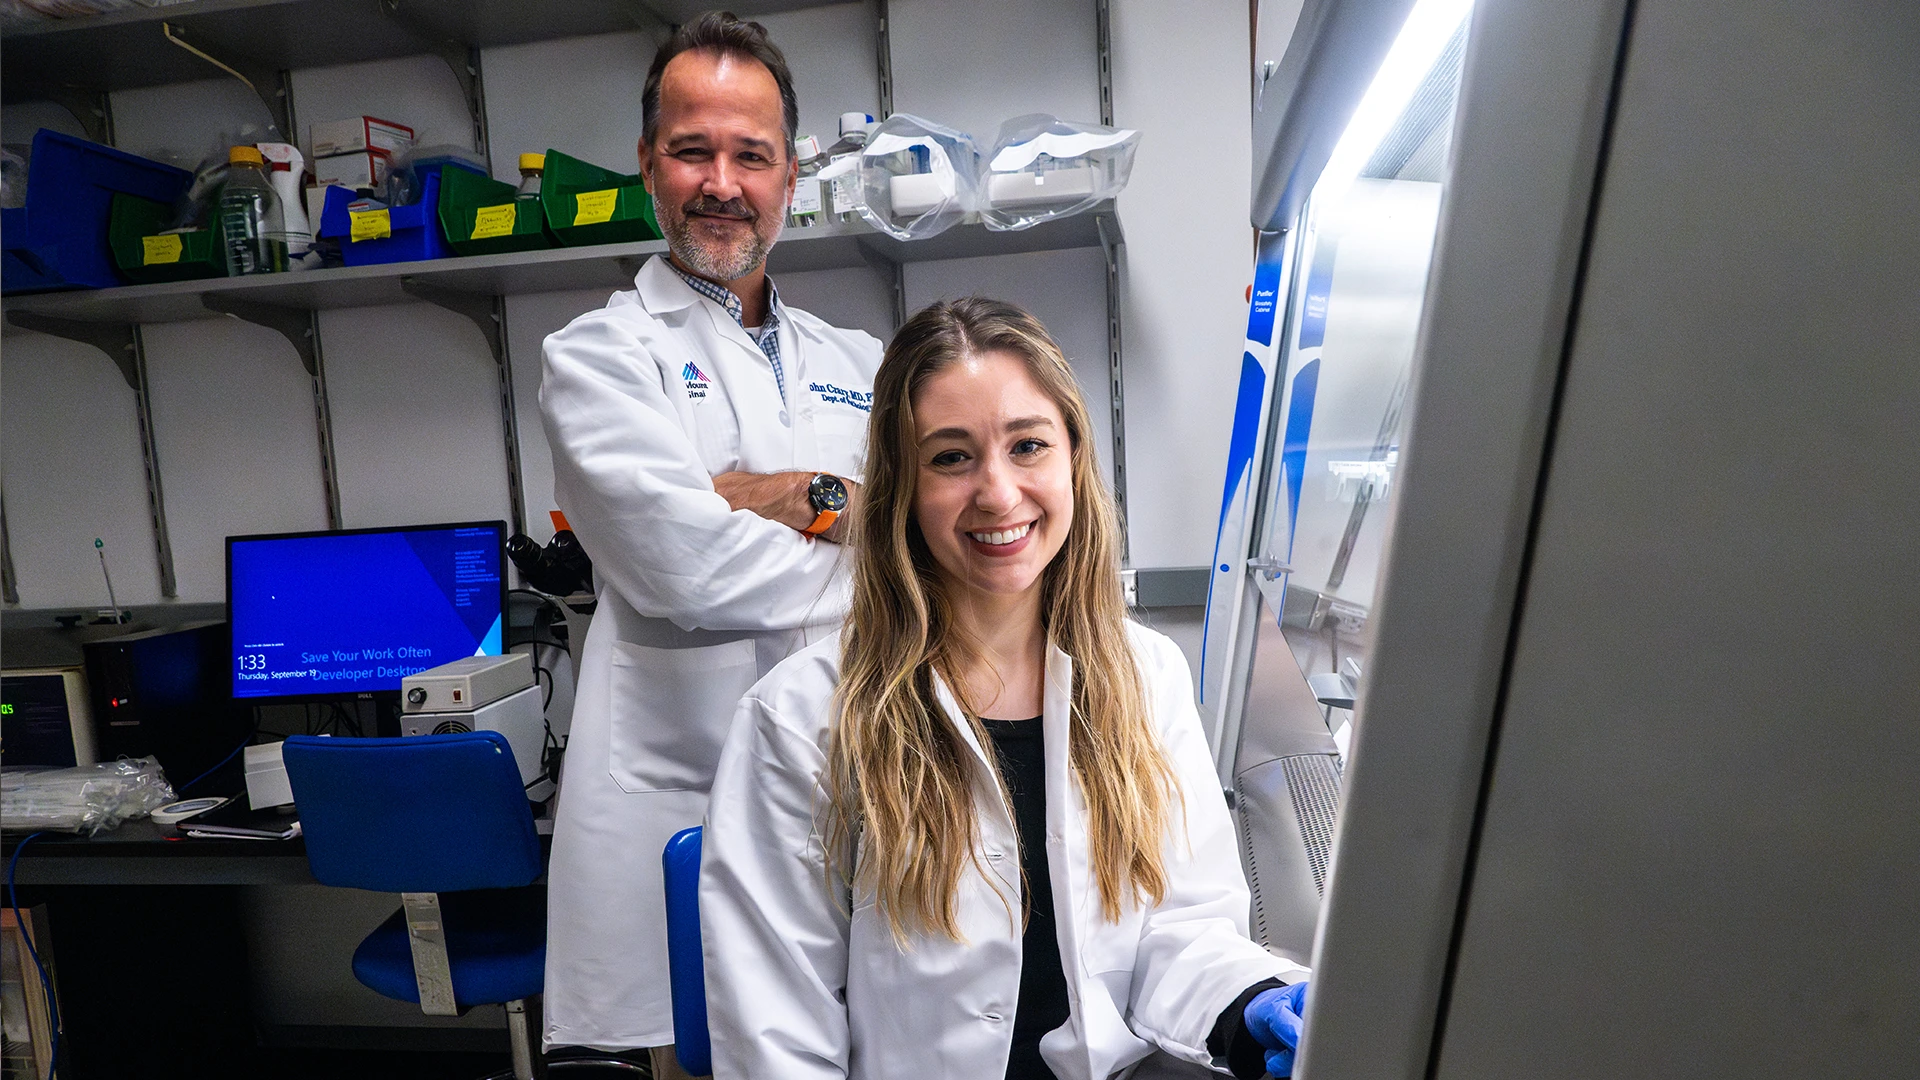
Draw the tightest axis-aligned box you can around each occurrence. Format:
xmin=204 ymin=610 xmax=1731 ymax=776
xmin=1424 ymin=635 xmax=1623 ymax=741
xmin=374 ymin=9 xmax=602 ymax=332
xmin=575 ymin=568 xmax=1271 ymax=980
xmin=4 ymin=813 xmax=555 ymax=886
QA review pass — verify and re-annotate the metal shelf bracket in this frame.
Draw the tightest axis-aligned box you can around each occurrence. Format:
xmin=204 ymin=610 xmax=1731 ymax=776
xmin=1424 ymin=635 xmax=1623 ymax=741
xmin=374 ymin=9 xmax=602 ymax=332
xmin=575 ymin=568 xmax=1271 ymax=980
xmin=199 ymin=296 xmax=343 ymax=529
xmin=398 ymin=279 xmax=527 ymax=537
xmin=1096 ymin=209 xmax=1129 ymax=559
xmin=2 ymin=312 xmax=176 ymax=596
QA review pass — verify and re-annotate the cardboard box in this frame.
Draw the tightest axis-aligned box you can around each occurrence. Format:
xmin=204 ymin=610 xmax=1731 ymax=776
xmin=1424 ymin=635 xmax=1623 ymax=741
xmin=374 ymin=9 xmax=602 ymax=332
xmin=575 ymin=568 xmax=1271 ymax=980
xmin=310 ymin=116 xmax=414 ymax=158
xmin=314 ymin=150 xmax=390 ymax=192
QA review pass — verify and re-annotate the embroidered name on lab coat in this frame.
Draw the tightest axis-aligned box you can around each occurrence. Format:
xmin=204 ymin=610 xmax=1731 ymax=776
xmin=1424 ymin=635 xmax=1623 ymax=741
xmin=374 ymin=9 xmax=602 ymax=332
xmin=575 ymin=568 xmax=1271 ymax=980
xmin=810 ymin=381 xmax=872 ymax=412
xmin=684 ymin=361 xmax=712 ymax=401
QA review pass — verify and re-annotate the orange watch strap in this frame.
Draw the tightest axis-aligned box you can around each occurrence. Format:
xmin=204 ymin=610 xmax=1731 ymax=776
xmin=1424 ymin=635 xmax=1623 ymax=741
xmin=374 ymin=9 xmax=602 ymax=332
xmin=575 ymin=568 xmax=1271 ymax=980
xmin=803 ymin=507 xmax=839 ymax=536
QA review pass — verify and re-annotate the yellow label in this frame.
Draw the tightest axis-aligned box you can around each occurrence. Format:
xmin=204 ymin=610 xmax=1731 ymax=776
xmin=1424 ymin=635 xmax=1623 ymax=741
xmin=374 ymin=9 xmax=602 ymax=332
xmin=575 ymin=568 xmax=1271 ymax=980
xmin=141 ymin=234 xmax=183 ymax=265
xmin=349 ymin=208 xmax=392 ymax=242
xmin=573 ymin=188 xmax=619 ymax=226
xmin=471 ymin=203 xmax=518 ymax=240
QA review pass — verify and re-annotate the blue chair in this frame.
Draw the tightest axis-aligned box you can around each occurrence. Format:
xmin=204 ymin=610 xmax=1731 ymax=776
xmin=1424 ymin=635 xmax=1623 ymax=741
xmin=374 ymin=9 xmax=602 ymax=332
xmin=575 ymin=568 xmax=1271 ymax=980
xmin=283 ymin=732 xmax=548 ymax=1080
xmin=663 ymin=825 xmax=710 ymax=1076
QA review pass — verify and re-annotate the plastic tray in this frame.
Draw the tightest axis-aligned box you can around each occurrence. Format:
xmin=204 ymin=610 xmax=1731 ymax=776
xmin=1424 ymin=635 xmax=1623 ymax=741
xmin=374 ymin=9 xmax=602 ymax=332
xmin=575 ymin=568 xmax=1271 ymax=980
xmin=317 ymin=163 xmax=478 ymax=266
xmin=539 ymin=149 xmax=660 ymax=247
xmin=108 ymin=193 xmax=225 ymax=284
xmin=3 ymin=128 xmax=194 ymax=293
xmin=436 ymin=166 xmax=556 ymax=257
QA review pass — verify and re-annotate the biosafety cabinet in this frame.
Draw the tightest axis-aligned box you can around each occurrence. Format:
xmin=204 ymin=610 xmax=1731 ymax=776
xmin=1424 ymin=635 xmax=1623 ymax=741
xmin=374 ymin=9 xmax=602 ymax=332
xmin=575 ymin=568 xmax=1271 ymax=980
xmin=1216 ymin=0 xmax=1920 ymax=1077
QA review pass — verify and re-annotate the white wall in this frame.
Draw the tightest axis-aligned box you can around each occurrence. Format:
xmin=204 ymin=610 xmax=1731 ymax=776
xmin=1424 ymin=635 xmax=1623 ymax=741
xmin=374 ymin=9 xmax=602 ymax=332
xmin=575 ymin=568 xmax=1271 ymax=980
xmin=1110 ymin=0 xmax=1257 ymax=568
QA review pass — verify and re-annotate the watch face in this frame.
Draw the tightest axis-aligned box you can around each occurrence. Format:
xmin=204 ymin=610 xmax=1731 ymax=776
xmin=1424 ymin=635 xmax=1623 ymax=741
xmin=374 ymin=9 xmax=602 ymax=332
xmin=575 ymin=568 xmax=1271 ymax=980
xmin=809 ymin=473 xmax=849 ymax=512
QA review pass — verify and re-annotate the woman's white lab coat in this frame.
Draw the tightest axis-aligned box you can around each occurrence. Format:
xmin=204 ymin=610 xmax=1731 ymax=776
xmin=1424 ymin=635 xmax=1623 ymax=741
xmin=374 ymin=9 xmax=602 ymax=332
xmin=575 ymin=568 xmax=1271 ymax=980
xmin=701 ymin=623 xmax=1308 ymax=1080
xmin=539 ymin=255 xmax=881 ymax=1050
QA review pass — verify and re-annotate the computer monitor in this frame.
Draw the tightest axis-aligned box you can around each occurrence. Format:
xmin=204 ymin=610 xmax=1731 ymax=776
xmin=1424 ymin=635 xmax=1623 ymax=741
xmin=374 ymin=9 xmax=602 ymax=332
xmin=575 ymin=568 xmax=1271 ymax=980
xmin=226 ymin=521 xmax=507 ymax=703
xmin=1 ymin=666 xmax=97 ymax=767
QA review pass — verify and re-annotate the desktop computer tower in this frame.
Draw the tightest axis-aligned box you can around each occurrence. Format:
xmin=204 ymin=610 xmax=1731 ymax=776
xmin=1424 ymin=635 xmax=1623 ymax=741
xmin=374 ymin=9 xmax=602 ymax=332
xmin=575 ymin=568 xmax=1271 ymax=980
xmin=82 ymin=620 xmax=252 ymax=793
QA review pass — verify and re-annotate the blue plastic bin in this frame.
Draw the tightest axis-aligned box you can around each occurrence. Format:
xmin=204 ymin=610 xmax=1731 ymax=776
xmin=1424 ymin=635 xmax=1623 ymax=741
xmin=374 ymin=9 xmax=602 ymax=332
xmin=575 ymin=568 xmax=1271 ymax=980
xmin=2 ymin=128 xmax=194 ymax=293
xmin=318 ymin=162 xmax=482 ymax=267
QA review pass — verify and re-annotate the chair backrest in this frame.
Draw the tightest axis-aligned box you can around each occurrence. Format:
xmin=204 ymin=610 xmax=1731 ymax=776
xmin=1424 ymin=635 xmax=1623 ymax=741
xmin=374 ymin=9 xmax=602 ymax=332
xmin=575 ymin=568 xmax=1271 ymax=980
xmin=283 ymin=732 xmax=541 ymax=894
xmin=662 ymin=825 xmax=710 ymax=1077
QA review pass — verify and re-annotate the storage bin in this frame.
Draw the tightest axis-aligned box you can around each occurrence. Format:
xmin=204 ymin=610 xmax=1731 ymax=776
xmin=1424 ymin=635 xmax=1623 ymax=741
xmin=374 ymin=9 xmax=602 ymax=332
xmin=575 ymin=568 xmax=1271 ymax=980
xmin=316 ymin=162 xmax=479 ymax=266
xmin=108 ymin=193 xmax=226 ymax=284
xmin=2 ymin=128 xmax=194 ymax=293
xmin=539 ymin=150 xmax=660 ymax=247
xmin=436 ymin=166 xmax=556 ymax=257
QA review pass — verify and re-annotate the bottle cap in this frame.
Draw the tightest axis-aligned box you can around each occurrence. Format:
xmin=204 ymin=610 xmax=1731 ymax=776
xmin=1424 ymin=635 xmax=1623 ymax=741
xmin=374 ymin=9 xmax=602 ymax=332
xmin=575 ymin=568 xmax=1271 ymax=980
xmin=519 ymin=152 xmax=546 ymax=172
xmin=229 ymin=145 xmax=265 ymax=166
xmin=794 ymin=135 xmax=821 ymax=162
xmin=839 ymin=112 xmax=875 ymax=136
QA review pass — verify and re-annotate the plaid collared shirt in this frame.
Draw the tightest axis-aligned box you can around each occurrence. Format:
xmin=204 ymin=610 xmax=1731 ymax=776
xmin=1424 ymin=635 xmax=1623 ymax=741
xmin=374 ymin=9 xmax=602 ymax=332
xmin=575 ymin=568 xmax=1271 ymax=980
xmin=666 ymin=260 xmax=788 ymax=404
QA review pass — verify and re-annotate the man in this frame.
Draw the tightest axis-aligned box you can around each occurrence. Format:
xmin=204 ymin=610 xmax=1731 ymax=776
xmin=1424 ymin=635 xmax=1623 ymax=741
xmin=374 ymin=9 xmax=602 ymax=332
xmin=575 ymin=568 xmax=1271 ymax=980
xmin=538 ymin=12 xmax=882 ymax=1073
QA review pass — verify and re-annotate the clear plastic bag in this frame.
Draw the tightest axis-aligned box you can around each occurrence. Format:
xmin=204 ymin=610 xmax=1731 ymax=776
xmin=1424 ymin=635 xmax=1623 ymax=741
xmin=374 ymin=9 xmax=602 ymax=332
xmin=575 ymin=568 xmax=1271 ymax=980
xmin=980 ymin=114 xmax=1139 ymax=232
xmin=818 ymin=113 xmax=982 ymax=242
xmin=0 ymin=757 xmax=178 ymax=836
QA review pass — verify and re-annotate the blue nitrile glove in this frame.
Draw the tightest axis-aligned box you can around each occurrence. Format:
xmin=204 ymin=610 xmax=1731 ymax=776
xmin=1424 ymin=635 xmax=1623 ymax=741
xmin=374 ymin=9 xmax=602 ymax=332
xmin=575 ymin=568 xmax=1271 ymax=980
xmin=1244 ymin=980 xmax=1309 ymax=1078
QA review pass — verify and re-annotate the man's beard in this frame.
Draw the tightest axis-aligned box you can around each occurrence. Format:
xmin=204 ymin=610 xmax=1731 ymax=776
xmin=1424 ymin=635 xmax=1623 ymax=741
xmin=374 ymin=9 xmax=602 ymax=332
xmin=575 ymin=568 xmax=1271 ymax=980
xmin=661 ymin=193 xmax=784 ymax=282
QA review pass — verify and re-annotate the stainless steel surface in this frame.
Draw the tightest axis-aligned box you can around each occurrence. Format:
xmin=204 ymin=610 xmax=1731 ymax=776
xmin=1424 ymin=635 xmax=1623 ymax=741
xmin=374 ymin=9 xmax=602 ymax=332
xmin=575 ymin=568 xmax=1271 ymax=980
xmin=1299 ymin=1 xmax=1637 ymax=1076
xmin=1250 ymin=0 xmax=1418 ymax=232
xmin=1432 ymin=1 xmax=1920 ymax=1075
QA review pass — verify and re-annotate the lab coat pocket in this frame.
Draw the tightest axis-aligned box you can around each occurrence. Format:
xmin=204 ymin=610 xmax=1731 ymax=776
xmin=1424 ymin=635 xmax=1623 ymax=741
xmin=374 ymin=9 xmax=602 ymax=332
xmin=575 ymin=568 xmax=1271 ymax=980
xmin=606 ymin=637 xmax=758 ymax=793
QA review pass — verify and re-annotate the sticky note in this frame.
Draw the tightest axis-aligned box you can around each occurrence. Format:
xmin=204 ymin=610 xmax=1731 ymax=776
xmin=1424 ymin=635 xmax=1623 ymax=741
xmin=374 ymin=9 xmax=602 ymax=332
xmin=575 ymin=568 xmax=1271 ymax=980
xmin=574 ymin=188 xmax=618 ymax=226
xmin=349 ymin=208 xmax=392 ymax=242
xmin=471 ymin=203 xmax=518 ymax=240
xmin=141 ymin=234 xmax=183 ymax=265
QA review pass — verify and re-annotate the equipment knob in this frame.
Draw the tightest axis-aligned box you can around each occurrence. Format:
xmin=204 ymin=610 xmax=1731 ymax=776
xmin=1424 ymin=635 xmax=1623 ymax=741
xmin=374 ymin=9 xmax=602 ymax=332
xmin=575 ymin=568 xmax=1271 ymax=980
xmin=406 ymin=687 xmax=427 ymax=706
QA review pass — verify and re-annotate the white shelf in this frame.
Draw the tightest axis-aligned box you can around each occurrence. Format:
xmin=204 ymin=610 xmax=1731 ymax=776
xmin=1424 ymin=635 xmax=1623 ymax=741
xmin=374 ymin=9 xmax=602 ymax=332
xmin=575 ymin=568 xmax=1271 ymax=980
xmin=1 ymin=206 xmax=1117 ymax=325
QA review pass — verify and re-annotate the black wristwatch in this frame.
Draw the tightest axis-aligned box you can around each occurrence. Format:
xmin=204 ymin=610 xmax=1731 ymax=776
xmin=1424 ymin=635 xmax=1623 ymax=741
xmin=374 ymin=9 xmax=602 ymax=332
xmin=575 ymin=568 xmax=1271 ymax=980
xmin=803 ymin=473 xmax=848 ymax=536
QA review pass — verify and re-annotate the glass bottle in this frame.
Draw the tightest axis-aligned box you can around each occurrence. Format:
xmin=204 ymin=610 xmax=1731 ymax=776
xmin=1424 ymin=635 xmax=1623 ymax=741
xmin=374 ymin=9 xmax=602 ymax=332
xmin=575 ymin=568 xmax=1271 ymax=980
xmin=219 ymin=145 xmax=287 ymax=276
xmin=516 ymin=153 xmax=545 ymax=200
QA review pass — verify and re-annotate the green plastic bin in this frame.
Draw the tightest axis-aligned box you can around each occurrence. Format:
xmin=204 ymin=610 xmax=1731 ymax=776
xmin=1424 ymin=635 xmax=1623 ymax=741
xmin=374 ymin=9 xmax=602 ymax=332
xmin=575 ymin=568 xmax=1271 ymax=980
xmin=108 ymin=193 xmax=225 ymax=284
xmin=437 ymin=166 xmax=557 ymax=257
xmin=540 ymin=149 xmax=661 ymax=247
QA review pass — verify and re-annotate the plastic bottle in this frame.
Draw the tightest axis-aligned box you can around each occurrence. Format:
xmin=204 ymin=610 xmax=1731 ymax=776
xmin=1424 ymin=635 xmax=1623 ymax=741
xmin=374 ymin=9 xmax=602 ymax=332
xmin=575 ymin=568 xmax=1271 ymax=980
xmin=256 ymin=142 xmax=312 ymax=266
xmin=825 ymin=112 xmax=876 ymax=223
xmin=219 ymin=145 xmax=287 ymax=276
xmin=516 ymin=153 xmax=544 ymax=200
xmin=786 ymin=135 xmax=823 ymax=228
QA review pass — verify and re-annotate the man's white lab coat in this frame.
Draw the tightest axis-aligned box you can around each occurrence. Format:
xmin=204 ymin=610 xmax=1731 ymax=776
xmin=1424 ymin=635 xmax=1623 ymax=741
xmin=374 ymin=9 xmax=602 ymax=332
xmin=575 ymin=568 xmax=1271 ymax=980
xmin=539 ymin=255 xmax=881 ymax=1049
xmin=701 ymin=625 xmax=1308 ymax=1079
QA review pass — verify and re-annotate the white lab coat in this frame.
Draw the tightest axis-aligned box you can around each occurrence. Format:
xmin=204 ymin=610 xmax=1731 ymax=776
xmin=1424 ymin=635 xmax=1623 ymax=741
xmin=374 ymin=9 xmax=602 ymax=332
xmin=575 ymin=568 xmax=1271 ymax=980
xmin=540 ymin=255 xmax=882 ymax=1050
xmin=701 ymin=624 xmax=1309 ymax=1080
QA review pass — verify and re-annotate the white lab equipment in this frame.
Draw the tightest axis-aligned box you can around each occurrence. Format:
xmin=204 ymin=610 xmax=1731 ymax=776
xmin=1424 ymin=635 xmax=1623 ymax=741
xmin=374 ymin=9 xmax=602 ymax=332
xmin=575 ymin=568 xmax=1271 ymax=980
xmin=700 ymin=627 xmax=1306 ymax=1080
xmin=981 ymin=114 xmax=1140 ymax=232
xmin=537 ymin=254 xmax=882 ymax=1051
xmin=816 ymin=112 xmax=981 ymax=242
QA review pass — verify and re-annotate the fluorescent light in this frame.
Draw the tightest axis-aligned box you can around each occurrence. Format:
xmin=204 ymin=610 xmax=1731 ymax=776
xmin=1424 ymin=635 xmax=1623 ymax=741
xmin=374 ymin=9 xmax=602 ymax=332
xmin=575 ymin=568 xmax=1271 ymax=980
xmin=1313 ymin=0 xmax=1474 ymax=209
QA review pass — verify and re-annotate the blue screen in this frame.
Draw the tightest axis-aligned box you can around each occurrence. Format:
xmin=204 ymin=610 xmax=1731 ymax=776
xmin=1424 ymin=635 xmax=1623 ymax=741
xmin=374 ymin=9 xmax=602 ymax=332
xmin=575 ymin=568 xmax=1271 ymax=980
xmin=229 ymin=524 xmax=504 ymax=699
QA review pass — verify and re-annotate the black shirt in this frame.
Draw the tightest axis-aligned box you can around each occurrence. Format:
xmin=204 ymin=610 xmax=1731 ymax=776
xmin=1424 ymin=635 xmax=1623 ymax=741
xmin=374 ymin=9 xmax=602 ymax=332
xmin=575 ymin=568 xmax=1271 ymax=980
xmin=981 ymin=717 xmax=1288 ymax=1080
xmin=981 ymin=717 xmax=1070 ymax=1080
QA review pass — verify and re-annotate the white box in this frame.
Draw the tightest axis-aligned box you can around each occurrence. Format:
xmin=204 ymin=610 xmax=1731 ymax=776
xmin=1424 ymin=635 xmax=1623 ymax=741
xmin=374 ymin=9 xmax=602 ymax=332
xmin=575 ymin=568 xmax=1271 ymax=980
xmin=244 ymin=741 xmax=294 ymax=809
xmin=401 ymin=653 xmax=534 ymax=714
xmin=313 ymin=150 xmax=390 ymax=192
xmin=987 ymin=166 xmax=1097 ymax=210
xmin=402 ymin=685 xmax=549 ymax=796
xmin=310 ymin=115 xmax=415 ymax=158
xmin=889 ymin=171 xmax=954 ymax=217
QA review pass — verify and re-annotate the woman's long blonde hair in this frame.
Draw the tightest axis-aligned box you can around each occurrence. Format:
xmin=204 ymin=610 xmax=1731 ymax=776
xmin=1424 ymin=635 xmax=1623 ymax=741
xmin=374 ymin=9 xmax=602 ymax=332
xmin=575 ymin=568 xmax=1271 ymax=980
xmin=824 ymin=297 xmax=1177 ymax=943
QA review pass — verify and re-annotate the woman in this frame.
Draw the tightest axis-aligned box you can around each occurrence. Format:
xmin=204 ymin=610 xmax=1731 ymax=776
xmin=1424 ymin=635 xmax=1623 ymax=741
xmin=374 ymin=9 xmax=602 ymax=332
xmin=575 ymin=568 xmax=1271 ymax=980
xmin=701 ymin=298 xmax=1310 ymax=1080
